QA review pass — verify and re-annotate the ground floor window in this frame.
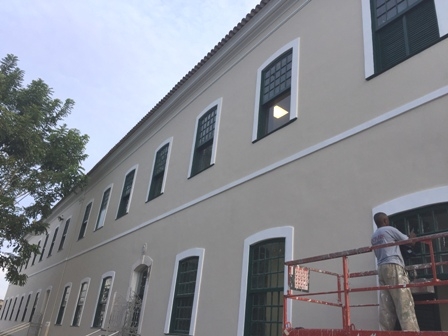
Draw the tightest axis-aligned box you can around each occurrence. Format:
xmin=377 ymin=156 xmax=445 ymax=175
xmin=55 ymin=285 xmax=70 ymax=325
xmin=72 ymin=281 xmax=89 ymax=326
xmin=390 ymin=202 xmax=448 ymax=331
xmin=130 ymin=267 xmax=149 ymax=331
xmin=29 ymin=292 xmax=40 ymax=322
xmin=93 ymin=276 xmax=112 ymax=328
xmin=170 ymin=257 xmax=199 ymax=334
xmin=244 ymin=238 xmax=285 ymax=336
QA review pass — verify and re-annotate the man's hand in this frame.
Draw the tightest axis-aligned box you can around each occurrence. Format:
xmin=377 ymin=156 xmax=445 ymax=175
xmin=409 ymin=229 xmax=417 ymax=246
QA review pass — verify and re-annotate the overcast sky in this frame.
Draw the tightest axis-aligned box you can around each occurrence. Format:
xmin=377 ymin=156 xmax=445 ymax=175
xmin=0 ymin=0 xmax=261 ymax=299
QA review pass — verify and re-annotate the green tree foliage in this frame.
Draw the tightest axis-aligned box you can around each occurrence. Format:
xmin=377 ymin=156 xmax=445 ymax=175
xmin=0 ymin=54 xmax=89 ymax=285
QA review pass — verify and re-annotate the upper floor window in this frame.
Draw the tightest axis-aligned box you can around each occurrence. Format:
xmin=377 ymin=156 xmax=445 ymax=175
xmin=55 ymin=284 xmax=71 ymax=325
xmin=117 ymin=169 xmax=136 ymax=219
xmin=39 ymin=234 xmax=49 ymax=262
xmin=362 ymin=0 xmax=448 ymax=77
xmin=253 ymin=39 xmax=299 ymax=141
xmin=79 ymin=202 xmax=92 ymax=240
xmin=95 ymin=187 xmax=112 ymax=230
xmin=189 ymin=99 xmax=222 ymax=177
xmin=165 ymin=248 xmax=205 ymax=335
xmin=32 ymin=241 xmax=41 ymax=266
xmin=148 ymin=141 xmax=171 ymax=201
xmin=58 ymin=218 xmax=70 ymax=251
xmin=48 ymin=227 xmax=59 ymax=257
xmin=24 ymin=256 xmax=30 ymax=269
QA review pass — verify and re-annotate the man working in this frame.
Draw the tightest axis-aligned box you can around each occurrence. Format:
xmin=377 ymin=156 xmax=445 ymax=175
xmin=371 ymin=212 xmax=419 ymax=331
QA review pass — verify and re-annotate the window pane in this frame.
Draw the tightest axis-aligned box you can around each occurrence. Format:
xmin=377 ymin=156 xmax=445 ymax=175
xmin=266 ymin=93 xmax=291 ymax=135
xmin=435 ymin=207 xmax=448 ymax=232
xmin=261 ymin=51 xmax=292 ymax=105
xmin=420 ymin=210 xmax=434 ymax=234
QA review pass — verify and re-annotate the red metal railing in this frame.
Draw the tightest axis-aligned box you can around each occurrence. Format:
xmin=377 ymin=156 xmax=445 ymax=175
xmin=283 ymin=232 xmax=448 ymax=336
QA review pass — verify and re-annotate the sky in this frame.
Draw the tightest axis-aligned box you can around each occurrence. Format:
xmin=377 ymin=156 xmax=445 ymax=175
xmin=0 ymin=0 xmax=262 ymax=299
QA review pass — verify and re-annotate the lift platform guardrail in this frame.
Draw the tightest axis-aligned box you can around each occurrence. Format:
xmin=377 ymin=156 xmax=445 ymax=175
xmin=283 ymin=231 xmax=448 ymax=336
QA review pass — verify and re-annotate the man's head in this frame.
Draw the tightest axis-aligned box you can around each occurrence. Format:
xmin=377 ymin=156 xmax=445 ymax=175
xmin=374 ymin=212 xmax=389 ymax=228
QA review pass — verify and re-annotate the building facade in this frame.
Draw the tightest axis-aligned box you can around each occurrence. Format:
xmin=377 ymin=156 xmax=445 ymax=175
xmin=1 ymin=0 xmax=448 ymax=335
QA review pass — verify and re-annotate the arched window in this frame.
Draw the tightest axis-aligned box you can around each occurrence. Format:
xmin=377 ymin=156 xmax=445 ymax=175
xmin=72 ymin=279 xmax=90 ymax=326
xmin=237 ymin=226 xmax=293 ymax=336
xmin=93 ymin=272 xmax=114 ymax=328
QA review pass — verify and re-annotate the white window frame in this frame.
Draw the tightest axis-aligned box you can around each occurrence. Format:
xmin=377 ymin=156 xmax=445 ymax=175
xmin=188 ymin=98 xmax=223 ymax=178
xmin=47 ymin=226 xmax=59 ymax=257
xmin=252 ymin=39 xmax=300 ymax=141
xmin=95 ymin=185 xmax=113 ymax=231
xmin=237 ymin=226 xmax=294 ymax=336
xmin=58 ymin=216 xmax=71 ymax=251
xmin=71 ymin=277 xmax=91 ymax=327
xmin=147 ymin=138 xmax=173 ymax=201
xmin=91 ymin=271 xmax=115 ymax=328
xmin=32 ymin=240 xmax=41 ymax=266
xmin=116 ymin=165 xmax=138 ymax=218
xmin=164 ymin=248 xmax=205 ymax=335
xmin=361 ymin=0 xmax=448 ymax=78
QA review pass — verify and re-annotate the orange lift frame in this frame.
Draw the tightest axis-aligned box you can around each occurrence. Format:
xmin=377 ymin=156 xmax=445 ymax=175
xmin=283 ymin=232 xmax=448 ymax=336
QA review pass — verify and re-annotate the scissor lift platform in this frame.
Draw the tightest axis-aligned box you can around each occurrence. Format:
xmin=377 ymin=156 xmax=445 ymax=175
xmin=283 ymin=232 xmax=448 ymax=336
